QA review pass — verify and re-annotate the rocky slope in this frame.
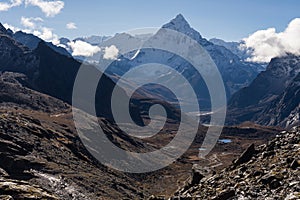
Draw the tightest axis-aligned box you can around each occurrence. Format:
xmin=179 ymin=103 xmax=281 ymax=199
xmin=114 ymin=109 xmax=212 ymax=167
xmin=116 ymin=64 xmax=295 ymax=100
xmin=173 ymin=126 xmax=300 ymax=199
xmin=0 ymin=109 xmax=149 ymax=199
xmin=228 ymin=54 xmax=300 ymax=128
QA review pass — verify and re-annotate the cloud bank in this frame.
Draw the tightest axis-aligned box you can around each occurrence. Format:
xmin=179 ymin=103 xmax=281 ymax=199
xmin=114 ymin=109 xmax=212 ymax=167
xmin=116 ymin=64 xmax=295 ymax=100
xmin=68 ymin=40 xmax=101 ymax=57
xmin=242 ymin=18 xmax=300 ymax=63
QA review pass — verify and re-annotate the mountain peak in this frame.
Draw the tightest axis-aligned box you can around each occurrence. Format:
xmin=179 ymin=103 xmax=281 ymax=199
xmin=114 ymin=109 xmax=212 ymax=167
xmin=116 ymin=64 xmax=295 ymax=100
xmin=162 ymin=14 xmax=203 ymax=42
xmin=173 ymin=14 xmax=189 ymax=25
xmin=162 ymin=14 xmax=191 ymax=31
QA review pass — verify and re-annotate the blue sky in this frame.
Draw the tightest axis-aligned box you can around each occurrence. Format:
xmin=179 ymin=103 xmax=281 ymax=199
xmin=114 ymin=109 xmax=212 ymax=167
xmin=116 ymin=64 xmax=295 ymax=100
xmin=0 ymin=0 xmax=300 ymax=41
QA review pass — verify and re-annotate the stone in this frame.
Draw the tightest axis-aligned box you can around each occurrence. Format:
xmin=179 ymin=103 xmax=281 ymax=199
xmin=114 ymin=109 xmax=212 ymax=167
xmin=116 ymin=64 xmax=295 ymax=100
xmin=190 ymin=169 xmax=204 ymax=186
xmin=269 ymin=179 xmax=281 ymax=189
xmin=0 ymin=195 xmax=13 ymax=200
xmin=0 ymin=168 xmax=9 ymax=177
xmin=290 ymin=159 xmax=300 ymax=170
xmin=212 ymin=189 xmax=235 ymax=200
xmin=233 ymin=144 xmax=256 ymax=166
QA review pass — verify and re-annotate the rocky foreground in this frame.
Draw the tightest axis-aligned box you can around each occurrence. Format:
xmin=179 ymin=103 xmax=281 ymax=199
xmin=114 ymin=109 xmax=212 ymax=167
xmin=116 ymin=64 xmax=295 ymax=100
xmin=172 ymin=126 xmax=300 ymax=200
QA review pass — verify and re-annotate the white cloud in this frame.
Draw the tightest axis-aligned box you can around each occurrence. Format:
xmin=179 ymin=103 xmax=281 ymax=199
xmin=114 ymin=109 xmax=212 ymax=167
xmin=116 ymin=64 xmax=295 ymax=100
xmin=5 ymin=17 xmax=58 ymax=42
xmin=25 ymin=0 xmax=64 ymax=17
xmin=68 ymin=40 xmax=101 ymax=57
xmin=103 ymin=45 xmax=119 ymax=60
xmin=242 ymin=18 xmax=300 ymax=63
xmin=21 ymin=16 xmax=43 ymax=28
xmin=0 ymin=0 xmax=22 ymax=11
xmin=66 ymin=22 xmax=77 ymax=30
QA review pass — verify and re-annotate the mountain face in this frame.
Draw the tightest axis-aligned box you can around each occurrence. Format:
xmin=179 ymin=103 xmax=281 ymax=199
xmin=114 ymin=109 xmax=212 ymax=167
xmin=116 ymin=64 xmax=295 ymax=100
xmin=228 ymin=54 xmax=300 ymax=128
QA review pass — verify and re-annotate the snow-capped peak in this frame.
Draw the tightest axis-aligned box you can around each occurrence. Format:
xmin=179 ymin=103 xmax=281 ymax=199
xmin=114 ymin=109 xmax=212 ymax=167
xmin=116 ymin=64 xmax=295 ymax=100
xmin=162 ymin=14 xmax=203 ymax=42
